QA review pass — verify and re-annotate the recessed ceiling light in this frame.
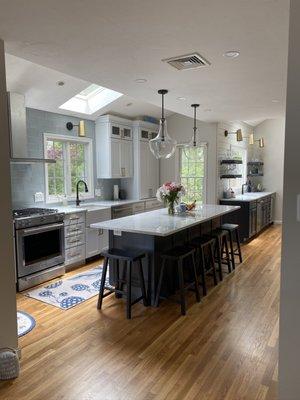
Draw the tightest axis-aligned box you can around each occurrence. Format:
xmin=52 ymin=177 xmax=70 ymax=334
xmin=177 ymin=96 xmax=186 ymax=101
xmin=126 ymin=102 xmax=133 ymax=107
xmin=223 ymin=50 xmax=240 ymax=59
xmin=134 ymin=78 xmax=147 ymax=84
xmin=271 ymin=99 xmax=279 ymax=103
xmin=57 ymin=81 xmax=65 ymax=86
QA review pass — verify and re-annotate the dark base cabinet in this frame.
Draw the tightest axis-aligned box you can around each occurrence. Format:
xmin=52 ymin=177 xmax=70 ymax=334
xmin=220 ymin=195 xmax=274 ymax=242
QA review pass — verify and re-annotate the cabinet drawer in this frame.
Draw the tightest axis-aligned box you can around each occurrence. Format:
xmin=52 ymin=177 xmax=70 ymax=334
xmin=133 ymin=202 xmax=145 ymax=213
xmin=65 ymin=245 xmax=85 ymax=265
xmin=145 ymin=199 xmax=162 ymax=210
xmin=64 ymin=212 xmax=85 ymax=226
xmin=64 ymin=222 xmax=85 ymax=237
xmin=65 ymin=233 xmax=85 ymax=249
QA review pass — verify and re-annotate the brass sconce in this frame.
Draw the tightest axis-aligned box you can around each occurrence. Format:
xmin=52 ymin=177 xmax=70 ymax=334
xmin=249 ymin=134 xmax=265 ymax=148
xmin=66 ymin=120 xmax=86 ymax=137
xmin=224 ymin=129 xmax=243 ymax=142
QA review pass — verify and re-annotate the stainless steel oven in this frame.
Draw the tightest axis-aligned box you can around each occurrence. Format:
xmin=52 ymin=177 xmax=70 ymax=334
xmin=14 ymin=208 xmax=65 ymax=291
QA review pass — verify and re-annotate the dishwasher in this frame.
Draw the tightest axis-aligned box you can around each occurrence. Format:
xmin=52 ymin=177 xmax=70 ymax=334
xmin=111 ymin=204 xmax=133 ymax=219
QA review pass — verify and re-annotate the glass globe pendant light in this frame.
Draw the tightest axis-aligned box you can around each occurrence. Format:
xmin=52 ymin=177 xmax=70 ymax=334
xmin=183 ymin=104 xmax=200 ymax=159
xmin=149 ymin=89 xmax=177 ymax=159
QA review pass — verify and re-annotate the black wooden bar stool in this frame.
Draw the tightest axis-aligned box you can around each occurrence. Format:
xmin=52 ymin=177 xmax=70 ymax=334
xmin=190 ymin=236 xmax=219 ymax=296
xmin=210 ymin=229 xmax=232 ymax=274
xmin=97 ymin=248 xmax=148 ymax=319
xmin=155 ymin=246 xmax=200 ymax=316
xmin=221 ymin=223 xmax=243 ymax=268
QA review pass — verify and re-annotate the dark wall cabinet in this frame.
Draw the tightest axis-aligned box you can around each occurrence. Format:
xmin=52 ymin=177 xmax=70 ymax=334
xmin=220 ymin=194 xmax=275 ymax=242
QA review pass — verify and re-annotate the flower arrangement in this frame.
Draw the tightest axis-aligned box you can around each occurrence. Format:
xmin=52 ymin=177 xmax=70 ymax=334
xmin=156 ymin=182 xmax=186 ymax=215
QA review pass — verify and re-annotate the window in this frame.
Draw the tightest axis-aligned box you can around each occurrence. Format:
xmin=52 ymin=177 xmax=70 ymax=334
xmin=44 ymin=134 xmax=94 ymax=203
xmin=178 ymin=146 xmax=207 ymax=204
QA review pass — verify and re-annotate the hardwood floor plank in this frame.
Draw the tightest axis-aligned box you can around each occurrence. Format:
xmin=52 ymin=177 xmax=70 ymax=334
xmin=0 ymin=225 xmax=280 ymax=400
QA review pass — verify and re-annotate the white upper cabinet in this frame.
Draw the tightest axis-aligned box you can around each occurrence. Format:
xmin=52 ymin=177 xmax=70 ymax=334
xmin=96 ymin=115 xmax=133 ymax=179
xmin=130 ymin=121 xmax=160 ymax=200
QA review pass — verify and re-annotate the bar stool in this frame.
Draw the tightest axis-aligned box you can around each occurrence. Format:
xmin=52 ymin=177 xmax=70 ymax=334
xmin=190 ymin=236 xmax=219 ymax=296
xmin=97 ymin=248 xmax=148 ymax=319
xmin=211 ymin=229 xmax=232 ymax=274
xmin=221 ymin=223 xmax=243 ymax=268
xmin=155 ymin=246 xmax=200 ymax=316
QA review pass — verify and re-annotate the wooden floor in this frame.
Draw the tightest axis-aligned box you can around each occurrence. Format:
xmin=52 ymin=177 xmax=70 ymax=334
xmin=0 ymin=225 xmax=280 ymax=400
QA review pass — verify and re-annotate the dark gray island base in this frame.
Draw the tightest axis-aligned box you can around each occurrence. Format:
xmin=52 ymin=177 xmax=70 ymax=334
xmin=108 ymin=217 xmax=223 ymax=305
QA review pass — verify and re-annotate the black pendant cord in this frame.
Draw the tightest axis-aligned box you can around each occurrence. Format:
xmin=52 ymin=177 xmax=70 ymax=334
xmin=191 ymin=104 xmax=200 ymax=147
xmin=158 ymin=89 xmax=168 ymax=141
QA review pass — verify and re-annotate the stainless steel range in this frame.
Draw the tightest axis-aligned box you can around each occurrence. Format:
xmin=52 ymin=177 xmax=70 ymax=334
xmin=14 ymin=208 xmax=65 ymax=291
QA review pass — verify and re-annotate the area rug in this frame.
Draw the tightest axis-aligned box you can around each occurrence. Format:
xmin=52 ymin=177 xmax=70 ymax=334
xmin=25 ymin=266 xmax=109 ymax=310
xmin=17 ymin=311 xmax=36 ymax=337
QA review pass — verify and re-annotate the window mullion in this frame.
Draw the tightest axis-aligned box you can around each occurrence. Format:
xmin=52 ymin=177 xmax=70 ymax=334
xmin=64 ymin=142 xmax=71 ymax=197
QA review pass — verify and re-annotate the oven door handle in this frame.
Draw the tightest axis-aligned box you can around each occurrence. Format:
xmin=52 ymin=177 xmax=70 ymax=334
xmin=21 ymin=222 xmax=64 ymax=235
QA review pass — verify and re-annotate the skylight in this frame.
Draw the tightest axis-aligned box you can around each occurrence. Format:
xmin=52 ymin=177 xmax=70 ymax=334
xmin=59 ymin=84 xmax=123 ymax=115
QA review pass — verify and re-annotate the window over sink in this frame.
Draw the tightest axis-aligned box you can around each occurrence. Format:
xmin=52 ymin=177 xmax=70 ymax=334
xmin=44 ymin=133 xmax=94 ymax=203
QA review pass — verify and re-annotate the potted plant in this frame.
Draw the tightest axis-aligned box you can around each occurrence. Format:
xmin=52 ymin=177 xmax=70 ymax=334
xmin=156 ymin=182 xmax=186 ymax=215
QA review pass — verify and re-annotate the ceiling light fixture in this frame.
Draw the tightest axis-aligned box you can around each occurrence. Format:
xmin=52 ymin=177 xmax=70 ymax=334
xmin=184 ymin=104 xmax=200 ymax=159
xmin=224 ymin=129 xmax=243 ymax=142
xmin=66 ymin=120 xmax=86 ymax=137
xmin=134 ymin=78 xmax=147 ymax=84
xmin=57 ymin=81 xmax=65 ymax=86
xmin=271 ymin=99 xmax=279 ymax=103
xmin=149 ymin=89 xmax=177 ymax=159
xmin=177 ymin=96 xmax=186 ymax=101
xmin=223 ymin=50 xmax=240 ymax=59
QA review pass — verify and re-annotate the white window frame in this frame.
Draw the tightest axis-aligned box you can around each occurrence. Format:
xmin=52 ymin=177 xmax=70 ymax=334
xmin=175 ymin=142 xmax=208 ymax=204
xmin=44 ymin=133 xmax=94 ymax=203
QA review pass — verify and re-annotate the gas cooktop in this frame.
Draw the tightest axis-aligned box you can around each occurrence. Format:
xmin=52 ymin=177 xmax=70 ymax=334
xmin=13 ymin=207 xmax=58 ymax=219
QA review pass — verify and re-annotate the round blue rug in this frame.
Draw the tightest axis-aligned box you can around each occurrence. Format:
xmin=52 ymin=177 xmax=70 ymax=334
xmin=17 ymin=311 xmax=36 ymax=337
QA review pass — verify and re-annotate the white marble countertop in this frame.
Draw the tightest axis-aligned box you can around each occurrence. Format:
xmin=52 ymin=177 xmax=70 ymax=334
xmin=220 ymin=192 xmax=275 ymax=202
xmin=90 ymin=204 xmax=240 ymax=237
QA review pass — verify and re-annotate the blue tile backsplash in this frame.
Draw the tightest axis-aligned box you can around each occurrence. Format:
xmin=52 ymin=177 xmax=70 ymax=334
xmin=11 ymin=108 xmax=120 ymax=208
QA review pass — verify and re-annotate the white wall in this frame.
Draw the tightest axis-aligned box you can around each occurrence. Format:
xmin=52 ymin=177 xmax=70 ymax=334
xmin=279 ymin=0 xmax=300 ymax=398
xmin=254 ymin=119 xmax=285 ymax=223
xmin=0 ymin=40 xmax=18 ymax=350
xmin=160 ymin=113 xmax=218 ymax=204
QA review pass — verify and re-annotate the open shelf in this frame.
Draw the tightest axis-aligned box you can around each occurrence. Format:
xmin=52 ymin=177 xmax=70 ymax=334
xmin=247 ymin=161 xmax=264 ymax=166
xmin=220 ymin=159 xmax=243 ymax=165
xmin=220 ymin=174 xmax=242 ymax=179
xmin=247 ymin=173 xmax=264 ymax=177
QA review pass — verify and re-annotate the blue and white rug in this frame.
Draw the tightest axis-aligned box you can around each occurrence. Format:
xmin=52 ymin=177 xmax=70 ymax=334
xmin=25 ymin=266 xmax=109 ymax=310
xmin=17 ymin=311 xmax=36 ymax=337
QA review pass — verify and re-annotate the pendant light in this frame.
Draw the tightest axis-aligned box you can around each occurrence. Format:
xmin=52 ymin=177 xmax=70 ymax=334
xmin=183 ymin=104 xmax=200 ymax=158
xmin=149 ymin=89 xmax=177 ymax=159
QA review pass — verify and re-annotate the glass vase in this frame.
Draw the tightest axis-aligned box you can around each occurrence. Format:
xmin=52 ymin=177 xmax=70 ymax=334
xmin=168 ymin=201 xmax=175 ymax=215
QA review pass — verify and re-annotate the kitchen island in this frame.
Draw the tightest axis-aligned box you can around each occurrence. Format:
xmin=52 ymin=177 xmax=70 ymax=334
xmin=91 ymin=204 xmax=240 ymax=304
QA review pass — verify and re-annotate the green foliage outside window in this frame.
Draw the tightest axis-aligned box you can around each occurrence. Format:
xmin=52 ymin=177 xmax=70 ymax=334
xmin=180 ymin=147 xmax=205 ymax=204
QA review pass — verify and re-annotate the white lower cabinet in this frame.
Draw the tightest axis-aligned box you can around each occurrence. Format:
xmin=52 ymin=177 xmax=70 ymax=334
xmin=85 ymin=208 xmax=111 ymax=259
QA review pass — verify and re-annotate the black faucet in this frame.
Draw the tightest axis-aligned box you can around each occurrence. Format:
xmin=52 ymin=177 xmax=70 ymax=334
xmin=76 ymin=180 xmax=89 ymax=206
xmin=242 ymin=183 xmax=248 ymax=195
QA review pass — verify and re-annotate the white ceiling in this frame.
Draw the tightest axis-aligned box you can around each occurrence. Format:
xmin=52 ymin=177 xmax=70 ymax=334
xmin=5 ymin=54 xmax=171 ymax=120
xmin=0 ymin=0 xmax=290 ymax=124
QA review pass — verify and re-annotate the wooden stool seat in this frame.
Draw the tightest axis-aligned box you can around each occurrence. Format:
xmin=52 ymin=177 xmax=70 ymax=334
xmin=221 ymin=223 xmax=243 ymax=265
xmin=97 ymin=248 xmax=148 ymax=319
xmin=155 ymin=246 xmax=200 ymax=315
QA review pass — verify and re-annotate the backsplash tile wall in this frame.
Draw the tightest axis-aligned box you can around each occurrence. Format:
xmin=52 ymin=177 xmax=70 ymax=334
xmin=11 ymin=108 xmax=120 ymax=208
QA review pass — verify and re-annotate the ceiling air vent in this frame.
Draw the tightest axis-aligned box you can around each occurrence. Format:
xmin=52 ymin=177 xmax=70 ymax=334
xmin=162 ymin=52 xmax=210 ymax=71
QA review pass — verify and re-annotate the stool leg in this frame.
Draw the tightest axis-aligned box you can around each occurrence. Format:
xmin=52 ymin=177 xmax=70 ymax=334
xmin=126 ymin=261 xmax=132 ymax=319
xmin=209 ymin=243 xmax=218 ymax=286
xmin=228 ymin=231 xmax=236 ymax=270
xmin=214 ymin=239 xmax=223 ymax=281
xmin=223 ymin=236 xmax=232 ymax=273
xmin=115 ymin=259 xmax=121 ymax=298
xmin=191 ymin=253 xmax=200 ymax=302
xmin=97 ymin=257 xmax=109 ymax=310
xmin=120 ymin=261 xmax=127 ymax=293
xmin=155 ymin=258 xmax=166 ymax=307
xmin=200 ymin=247 xmax=207 ymax=296
xmin=235 ymin=229 xmax=243 ymax=263
xmin=178 ymin=259 xmax=186 ymax=316
xmin=137 ymin=258 xmax=148 ymax=307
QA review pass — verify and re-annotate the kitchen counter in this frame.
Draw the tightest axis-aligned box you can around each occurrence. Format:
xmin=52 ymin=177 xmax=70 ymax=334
xmin=220 ymin=192 xmax=275 ymax=202
xmin=91 ymin=204 xmax=240 ymax=237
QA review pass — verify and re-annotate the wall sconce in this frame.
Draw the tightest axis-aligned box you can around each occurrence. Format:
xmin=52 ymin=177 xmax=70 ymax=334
xmin=249 ymin=133 xmax=254 ymax=145
xmin=224 ymin=129 xmax=243 ymax=142
xmin=66 ymin=120 xmax=86 ymax=137
xmin=249 ymin=135 xmax=265 ymax=148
